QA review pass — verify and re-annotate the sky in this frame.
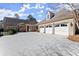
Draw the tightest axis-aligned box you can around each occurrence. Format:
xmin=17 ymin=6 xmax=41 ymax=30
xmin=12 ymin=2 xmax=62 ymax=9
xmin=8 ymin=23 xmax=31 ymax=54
xmin=0 ymin=3 xmax=78 ymax=22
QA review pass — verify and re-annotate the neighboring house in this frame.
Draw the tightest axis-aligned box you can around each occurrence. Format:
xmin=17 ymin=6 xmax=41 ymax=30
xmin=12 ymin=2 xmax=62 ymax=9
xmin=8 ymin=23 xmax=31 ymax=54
xmin=26 ymin=24 xmax=38 ymax=32
xmin=0 ymin=21 xmax=4 ymax=29
xmin=17 ymin=23 xmax=26 ymax=32
xmin=25 ymin=17 xmax=38 ymax=32
xmin=2 ymin=17 xmax=38 ymax=32
xmin=37 ymin=9 xmax=79 ymax=36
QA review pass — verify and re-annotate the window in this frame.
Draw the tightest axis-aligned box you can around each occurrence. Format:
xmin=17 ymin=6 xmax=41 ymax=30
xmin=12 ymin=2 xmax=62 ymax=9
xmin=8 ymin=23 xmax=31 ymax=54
xmin=61 ymin=24 xmax=67 ymax=27
xmin=46 ymin=26 xmax=48 ymax=28
xmin=49 ymin=25 xmax=52 ymax=27
xmin=55 ymin=24 xmax=59 ymax=27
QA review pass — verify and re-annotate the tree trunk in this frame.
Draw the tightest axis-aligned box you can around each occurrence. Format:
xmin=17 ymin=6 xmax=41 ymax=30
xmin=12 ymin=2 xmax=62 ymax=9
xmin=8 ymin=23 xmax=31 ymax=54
xmin=68 ymin=3 xmax=79 ymax=30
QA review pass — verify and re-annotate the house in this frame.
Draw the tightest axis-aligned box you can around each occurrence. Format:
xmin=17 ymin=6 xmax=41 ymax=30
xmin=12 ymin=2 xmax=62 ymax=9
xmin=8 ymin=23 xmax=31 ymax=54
xmin=2 ymin=17 xmax=38 ymax=32
xmin=0 ymin=21 xmax=4 ymax=29
xmin=37 ymin=9 xmax=79 ymax=36
xmin=18 ymin=23 xmax=38 ymax=32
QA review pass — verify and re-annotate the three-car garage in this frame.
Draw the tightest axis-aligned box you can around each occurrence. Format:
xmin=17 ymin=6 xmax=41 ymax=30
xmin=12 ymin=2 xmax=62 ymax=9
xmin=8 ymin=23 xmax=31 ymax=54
xmin=39 ymin=23 xmax=69 ymax=35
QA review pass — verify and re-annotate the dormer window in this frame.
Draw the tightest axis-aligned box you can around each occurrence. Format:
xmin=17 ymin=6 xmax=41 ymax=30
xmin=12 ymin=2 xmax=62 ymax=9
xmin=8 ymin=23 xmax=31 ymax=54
xmin=47 ymin=11 xmax=55 ymax=19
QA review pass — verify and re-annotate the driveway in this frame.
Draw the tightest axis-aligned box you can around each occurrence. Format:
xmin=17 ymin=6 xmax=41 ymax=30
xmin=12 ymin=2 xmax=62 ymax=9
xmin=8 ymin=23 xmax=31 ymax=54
xmin=0 ymin=32 xmax=79 ymax=56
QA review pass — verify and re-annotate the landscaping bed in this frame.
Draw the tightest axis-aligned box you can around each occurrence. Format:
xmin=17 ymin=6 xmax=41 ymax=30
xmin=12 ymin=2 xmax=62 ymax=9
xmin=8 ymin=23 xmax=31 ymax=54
xmin=68 ymin=35 xmax=79 ymax=42
xmin=0 ymin=28 xmax=18 ymax=36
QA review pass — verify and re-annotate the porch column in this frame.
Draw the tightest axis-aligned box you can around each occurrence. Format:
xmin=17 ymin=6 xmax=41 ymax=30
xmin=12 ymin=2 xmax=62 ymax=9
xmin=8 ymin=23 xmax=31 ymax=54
xmin=26 ymin=25 xmax=27 ymax=32
xmin=29 ymin=25 xmax=31 ymax=32
xmin=38 ymin=26 xmax=40 ymax=32
xmin=44 ymin=25 xmax=46 ymax=33
xmin=52 ymin=23 xmax=55 ymax=34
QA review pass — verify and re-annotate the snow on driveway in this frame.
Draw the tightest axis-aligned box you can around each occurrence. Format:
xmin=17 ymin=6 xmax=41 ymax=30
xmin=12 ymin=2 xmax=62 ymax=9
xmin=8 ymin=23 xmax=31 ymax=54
xmin=0 ymin=32 xmax=79 ymax=56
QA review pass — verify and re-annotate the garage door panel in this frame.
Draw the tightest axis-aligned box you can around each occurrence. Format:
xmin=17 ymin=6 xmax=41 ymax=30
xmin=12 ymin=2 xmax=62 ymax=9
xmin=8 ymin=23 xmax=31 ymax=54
xmin=40 ymin=28 xmax=44 ymax=33
xmin=55 ymin=27 xmax=68 ymax=35
xmin=46 ymin=28 xmax=52 ymax=34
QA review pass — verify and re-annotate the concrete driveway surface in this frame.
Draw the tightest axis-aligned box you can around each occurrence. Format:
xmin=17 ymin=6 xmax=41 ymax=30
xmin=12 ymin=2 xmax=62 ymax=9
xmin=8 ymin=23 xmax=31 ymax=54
xmin=0 ymin=32 xmax=79 ymax=56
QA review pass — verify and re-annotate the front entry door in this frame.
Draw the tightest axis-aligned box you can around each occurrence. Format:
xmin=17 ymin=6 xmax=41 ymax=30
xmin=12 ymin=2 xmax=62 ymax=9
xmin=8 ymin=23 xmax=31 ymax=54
xmin=27 ymin=26 xmax=29 ymax=31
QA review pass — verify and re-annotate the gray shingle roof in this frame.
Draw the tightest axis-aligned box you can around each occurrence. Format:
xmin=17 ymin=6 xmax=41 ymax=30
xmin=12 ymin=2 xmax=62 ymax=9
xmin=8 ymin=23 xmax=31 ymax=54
xmin=37 ymin=9 xmax=74 ymax=25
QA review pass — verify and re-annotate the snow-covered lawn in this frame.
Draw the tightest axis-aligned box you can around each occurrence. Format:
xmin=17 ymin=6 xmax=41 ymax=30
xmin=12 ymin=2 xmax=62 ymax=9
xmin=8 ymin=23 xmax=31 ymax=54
xmin=0 ymin=32 xmax=79 ymax=56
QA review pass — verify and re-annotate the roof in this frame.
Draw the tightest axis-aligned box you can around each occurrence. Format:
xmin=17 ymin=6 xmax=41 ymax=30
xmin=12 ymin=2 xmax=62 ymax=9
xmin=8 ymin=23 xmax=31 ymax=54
xmin=37 ymin=9 xmax=74 ymax=25
xmin=3 ymin=17 xmax=38 ymax=26
xmin=3 ymin=17 xmax=28 ymax=26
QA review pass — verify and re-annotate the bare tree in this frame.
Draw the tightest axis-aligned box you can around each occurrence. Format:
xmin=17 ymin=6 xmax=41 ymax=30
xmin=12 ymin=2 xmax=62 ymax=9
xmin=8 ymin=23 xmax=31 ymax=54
xmin=66 ymin=3 xmax=79 ymax=29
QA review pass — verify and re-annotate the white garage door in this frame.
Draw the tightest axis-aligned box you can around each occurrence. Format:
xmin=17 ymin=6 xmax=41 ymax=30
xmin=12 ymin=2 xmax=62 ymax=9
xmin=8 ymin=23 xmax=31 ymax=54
xmin=55 ymin=24 xmax=68 ymax=35
xmin=39 ymin=26 xmax=45 ymax=33
xmin=46 ymin=26 xmax=53 ymax=34
xmin=39 ymin=28 xmax=44 ymax=33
